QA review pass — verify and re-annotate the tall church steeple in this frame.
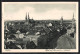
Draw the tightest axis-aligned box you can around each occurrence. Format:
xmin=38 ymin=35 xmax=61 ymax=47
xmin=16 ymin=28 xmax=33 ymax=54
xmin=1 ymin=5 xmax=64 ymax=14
xmin=25 ymin=12 xmax=30 ymax=25
xmin=72 ymin=13 xmax=75 ymax=28
xmin=60 ymin=16 xmax=63 ymax=28
xmin=60 ymin=16 xmax=63 ymax=25
xmin=61 ymin=16 xmax=63 ymax=21
xmin=28 ymin=12 xmax=30 ymax=20
xmin=73 ymin=13 xmax=74 ymax=19
xmin=25 ymin=13 xmax=27 ymax=21
xmin=72 ymin=13 xmax=75 ymax=20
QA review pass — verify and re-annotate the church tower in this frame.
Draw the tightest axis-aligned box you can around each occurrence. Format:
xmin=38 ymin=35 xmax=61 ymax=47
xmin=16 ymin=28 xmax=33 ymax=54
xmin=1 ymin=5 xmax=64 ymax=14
xmin=72 ymin=13 xmax=75 ymax=28
xmin=28 ymin=12 xmax=30 ymax=20
xmin=60 ymin=16 xmax=63 ymax=27
xmin=25 ymin=13 xmax=27 ymax=21
xmin=25 ymin=12 xmax=30 ymax=25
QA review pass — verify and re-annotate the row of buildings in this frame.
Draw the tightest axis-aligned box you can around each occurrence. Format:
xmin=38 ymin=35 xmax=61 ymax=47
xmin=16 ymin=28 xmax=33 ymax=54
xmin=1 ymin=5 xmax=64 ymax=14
xmin=4 ymin=13 xmax=76 ymax=49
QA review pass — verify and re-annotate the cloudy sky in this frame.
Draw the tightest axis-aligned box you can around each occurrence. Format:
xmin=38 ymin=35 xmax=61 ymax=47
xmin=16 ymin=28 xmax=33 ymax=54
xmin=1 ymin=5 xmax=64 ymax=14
xmin=2 ymin=2 xmax=78 ymax=20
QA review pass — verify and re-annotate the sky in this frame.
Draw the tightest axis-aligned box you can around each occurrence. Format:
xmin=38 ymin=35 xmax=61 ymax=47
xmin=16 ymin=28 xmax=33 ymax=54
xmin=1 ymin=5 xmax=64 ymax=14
xmin=2 ymin=2 xmax=77 ymax=20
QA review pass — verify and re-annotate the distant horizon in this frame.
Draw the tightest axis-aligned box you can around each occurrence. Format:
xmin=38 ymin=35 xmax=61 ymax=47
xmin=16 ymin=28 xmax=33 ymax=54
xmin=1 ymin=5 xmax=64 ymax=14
xmin=4 ymin=18 xmax=73 ymax=22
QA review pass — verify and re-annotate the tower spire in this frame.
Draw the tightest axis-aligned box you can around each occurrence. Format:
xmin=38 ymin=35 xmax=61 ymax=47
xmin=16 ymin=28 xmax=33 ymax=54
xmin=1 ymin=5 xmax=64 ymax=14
xmin=72 ymin=13 xmax=75 ymax=28
xmin=61 ymin=16 xmax=63 ymax=23
xmin=72 ymin=13 xmax=75 ymax=21
xmin=28 ymin=12 xmax=30 ymax=20
xmin=60 ymin=16 xmax=63 ymax=28
xmin=25 ymin=12 xmax=27 ymax=21
xmin=73 ymin=13 xmax=74 ymax=19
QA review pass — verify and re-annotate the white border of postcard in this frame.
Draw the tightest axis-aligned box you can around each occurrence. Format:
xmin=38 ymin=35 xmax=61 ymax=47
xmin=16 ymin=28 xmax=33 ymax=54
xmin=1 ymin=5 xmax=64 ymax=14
xmin=2 ymin=2 xmax=79 ymax=53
